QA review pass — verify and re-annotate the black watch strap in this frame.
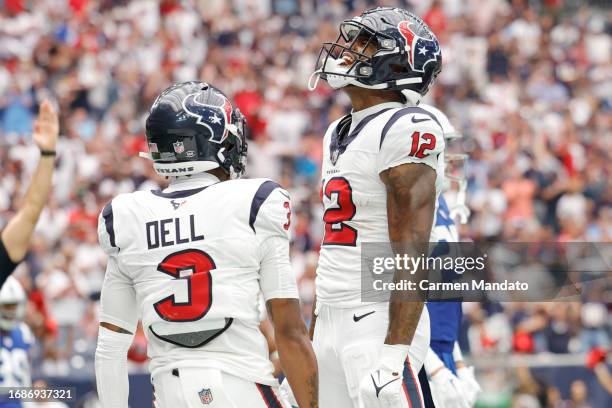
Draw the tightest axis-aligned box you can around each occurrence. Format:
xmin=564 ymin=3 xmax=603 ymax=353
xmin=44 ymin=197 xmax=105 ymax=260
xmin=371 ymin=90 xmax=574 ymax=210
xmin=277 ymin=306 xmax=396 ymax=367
xmin=40 ymin=150 xmax=56 ymax=156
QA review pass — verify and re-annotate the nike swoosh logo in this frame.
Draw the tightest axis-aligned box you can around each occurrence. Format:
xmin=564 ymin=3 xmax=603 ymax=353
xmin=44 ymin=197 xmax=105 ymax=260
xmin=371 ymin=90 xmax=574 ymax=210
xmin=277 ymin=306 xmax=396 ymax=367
xmin=371 ymin=374 xmax=400 ymax=397
xmin=353 ymin=311 xmax=375 ymax=322
xmin=411 ymin=116 xmax=430 ymax=123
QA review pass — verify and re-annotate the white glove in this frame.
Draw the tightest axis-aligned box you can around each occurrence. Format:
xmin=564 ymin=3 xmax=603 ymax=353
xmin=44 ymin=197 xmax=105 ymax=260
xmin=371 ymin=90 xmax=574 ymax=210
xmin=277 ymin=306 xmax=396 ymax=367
xmin=449 ymin=180 xmax=470 ymax=224
xmin=449 ymin=203 xmax=470 ymax=224
xmin=358 ymin=344 xmax=410 ymax=408
xmin=279 ymin=378 xmax=298 ymax=408
xmin=429 ymin=367 xmax=470 ymax=408
xmin=456 ymin=366 xmax=481 ymax=406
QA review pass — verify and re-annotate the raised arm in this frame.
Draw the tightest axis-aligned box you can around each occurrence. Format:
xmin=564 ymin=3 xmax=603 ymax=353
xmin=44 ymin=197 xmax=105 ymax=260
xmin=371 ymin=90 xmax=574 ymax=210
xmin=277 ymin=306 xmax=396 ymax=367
xmin=1 ymin=101 xmax=59 ymax=264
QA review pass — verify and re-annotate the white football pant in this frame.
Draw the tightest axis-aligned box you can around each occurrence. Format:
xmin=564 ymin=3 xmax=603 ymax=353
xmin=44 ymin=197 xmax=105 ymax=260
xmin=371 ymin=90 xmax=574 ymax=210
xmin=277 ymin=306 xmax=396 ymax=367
xmin=313 ymin=302 xmax=430 ymax=408
xmin=151 ymin=367 xmax=288 ymax=408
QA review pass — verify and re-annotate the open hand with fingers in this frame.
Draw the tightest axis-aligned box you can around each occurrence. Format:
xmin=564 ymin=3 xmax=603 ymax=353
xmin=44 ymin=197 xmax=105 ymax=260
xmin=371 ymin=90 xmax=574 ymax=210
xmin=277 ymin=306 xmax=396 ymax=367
xmin=33 ymin=100 xmax=59 ymax=152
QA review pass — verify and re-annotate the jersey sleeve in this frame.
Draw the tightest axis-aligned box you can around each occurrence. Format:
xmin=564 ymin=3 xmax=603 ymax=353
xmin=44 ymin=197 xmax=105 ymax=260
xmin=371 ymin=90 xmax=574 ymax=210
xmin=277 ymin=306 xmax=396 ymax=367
xmin=259 ymin=236 xmax=298 ymax=301
xmin=99 ymin=256 xmax=138 ymax=333
xmin=251 ymin=182 xmax=292 ymax=240
xmin=0 ymin=236 xmax=19 ymax=287
xmin=252 ymin=182 xmax=298 ymax=301
xmin=97 ymin=200 xmax=119 ymax=255
xmin=377 ymin=114 xmax=445 ymax=175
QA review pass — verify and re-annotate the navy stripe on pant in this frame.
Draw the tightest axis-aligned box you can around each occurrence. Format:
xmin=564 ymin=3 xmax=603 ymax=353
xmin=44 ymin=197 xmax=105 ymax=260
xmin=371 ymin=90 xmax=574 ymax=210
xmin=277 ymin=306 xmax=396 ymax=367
xmin=256 ymin=383 xmax=283 ymax=408
xmin=418 ymin=366 xmax=436 ymax=408
xmin=403 ymin=359 xmax=424 ymax=408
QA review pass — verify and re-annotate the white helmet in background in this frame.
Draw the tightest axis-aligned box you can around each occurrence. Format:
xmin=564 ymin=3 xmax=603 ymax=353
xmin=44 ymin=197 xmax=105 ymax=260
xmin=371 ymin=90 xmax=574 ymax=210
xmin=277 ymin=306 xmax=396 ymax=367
xmin=419 ymin=104 xmax=470 ymax=224
xmin=0 ymin=276 xmax=26 ymax=331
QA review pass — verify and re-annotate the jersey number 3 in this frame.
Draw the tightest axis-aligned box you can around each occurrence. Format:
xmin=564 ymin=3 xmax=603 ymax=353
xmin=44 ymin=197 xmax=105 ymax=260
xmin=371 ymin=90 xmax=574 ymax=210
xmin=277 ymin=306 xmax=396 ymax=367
xmin=322 ymin=177 xmax=357 ymax=246
xmin=154 ymin=249 xmax=215 ymax=322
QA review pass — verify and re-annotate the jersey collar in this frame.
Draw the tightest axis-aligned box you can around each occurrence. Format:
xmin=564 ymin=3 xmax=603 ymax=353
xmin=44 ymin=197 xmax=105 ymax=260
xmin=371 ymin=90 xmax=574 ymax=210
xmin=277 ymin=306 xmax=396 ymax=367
xmin=349 ymin=102 xmax=404 ymax=133
xmin=165 ymin=172 xmax=221 ymax=192
xmin=329 ymin=102 xmax=403 ymax=165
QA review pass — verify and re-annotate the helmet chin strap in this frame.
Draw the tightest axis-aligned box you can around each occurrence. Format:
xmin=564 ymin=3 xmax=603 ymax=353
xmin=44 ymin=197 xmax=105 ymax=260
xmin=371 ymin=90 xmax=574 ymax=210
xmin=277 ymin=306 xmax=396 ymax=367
xmin=308 ymin=57 xmax=423 ymax=107
xmin=307 ymin=69 xmax=322 ymax=91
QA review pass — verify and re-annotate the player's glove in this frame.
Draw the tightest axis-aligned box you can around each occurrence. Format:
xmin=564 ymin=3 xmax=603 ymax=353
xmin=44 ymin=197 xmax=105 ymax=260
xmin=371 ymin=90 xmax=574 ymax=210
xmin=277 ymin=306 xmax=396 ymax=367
xmin=449 ymin=204 xmax=470 ymax=225
xmin=449 ymin=180 xmax=470 ymax=224
xmin=279 ymin=378 xmax=298 ymax=408
xmin=586 ymin=347 xmax=608 ymax=370
xmin=456 ymin=366 xmax=481 ymax=406
xmin=429 ymin=368 xmax=470 ymax=408
xmin=358 ymin=344 xmax=410 ymax=408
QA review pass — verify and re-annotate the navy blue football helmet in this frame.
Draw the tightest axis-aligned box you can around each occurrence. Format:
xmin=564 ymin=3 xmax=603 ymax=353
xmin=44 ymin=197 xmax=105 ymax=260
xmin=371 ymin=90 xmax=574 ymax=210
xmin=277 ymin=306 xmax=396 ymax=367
xmin=310 ymin=7 xmax=442 ymax=103
xmin=142 ymin=81 xmax=248 ymax=178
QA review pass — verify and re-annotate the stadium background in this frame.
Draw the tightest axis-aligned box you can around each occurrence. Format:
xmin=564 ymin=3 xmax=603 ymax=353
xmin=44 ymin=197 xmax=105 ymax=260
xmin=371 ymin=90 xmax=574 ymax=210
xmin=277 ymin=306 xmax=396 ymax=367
xmin=0 ymin=0 xmax=609 ymax=406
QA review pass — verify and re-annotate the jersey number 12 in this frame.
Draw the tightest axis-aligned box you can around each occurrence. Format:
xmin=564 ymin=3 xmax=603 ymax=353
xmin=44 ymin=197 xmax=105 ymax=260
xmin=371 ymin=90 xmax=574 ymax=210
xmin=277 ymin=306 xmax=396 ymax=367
xmin=322 ymin=177 xmax=357 ymax=246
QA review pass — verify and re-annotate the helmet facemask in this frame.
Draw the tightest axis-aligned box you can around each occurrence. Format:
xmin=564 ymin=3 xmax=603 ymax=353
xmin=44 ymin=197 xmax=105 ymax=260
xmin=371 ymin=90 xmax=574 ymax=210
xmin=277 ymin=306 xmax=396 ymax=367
xmin=220 ymin=108 xmax=248 ymax=179
xmin=0 ymin=303 xmax=24 ymax=331
xmin=311 ymin=21 xmax=394 ymax=90
xmin=443 ymin=135 xmax=470 ymax=224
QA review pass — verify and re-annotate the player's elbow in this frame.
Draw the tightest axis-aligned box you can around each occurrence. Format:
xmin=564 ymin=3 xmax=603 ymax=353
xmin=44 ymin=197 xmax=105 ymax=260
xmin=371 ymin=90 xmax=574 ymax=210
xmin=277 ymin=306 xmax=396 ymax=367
xmin=1 ymin=234 xmax=29 ymax=265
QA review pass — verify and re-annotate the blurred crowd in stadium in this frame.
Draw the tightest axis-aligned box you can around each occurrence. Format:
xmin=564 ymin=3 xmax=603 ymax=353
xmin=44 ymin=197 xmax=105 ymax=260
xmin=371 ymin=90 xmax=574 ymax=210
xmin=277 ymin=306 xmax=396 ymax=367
xmin=0 ymin=0 xmax=610 ymax=403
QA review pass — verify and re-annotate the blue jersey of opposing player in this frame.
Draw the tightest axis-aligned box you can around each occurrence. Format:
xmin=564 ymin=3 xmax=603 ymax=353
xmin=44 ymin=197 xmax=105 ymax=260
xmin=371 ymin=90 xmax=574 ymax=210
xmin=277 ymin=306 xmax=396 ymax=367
xmin=0 ymin=323 xmax=33 ymax=407
xmin=427 ymin=196 xmax=462 ymax=373
xmin=0 ymin=277 xmax=32 ymax=408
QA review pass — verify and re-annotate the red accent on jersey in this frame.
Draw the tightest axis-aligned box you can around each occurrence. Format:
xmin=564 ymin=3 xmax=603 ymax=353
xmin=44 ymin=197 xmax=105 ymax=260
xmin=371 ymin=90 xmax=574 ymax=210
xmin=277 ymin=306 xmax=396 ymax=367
xmin=409 ymin=131 xmax=436 ymax=158
xmin=322 ymin=177 xmax=357 ymax=246
xmin=153 ymin=249 xmax=216 ymax=322
xmin=283 ymin=201 xmax=292 ymax=231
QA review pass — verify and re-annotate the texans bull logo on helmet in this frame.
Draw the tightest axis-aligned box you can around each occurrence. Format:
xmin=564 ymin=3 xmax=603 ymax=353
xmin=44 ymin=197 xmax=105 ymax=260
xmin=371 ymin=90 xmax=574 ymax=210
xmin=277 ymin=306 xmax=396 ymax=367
xmin=182 ymin=91 xmax=233 ymax=144
xmin=397 ymin=20 xmax=440 ymax=73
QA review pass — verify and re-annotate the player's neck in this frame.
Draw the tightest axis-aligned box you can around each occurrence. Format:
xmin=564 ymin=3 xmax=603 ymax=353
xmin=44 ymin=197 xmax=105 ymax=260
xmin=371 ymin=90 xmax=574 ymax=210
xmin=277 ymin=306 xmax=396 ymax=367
xmin=345 ymin=88 xmax=404 ymax=112
xmin=167 ymin=171 xmax=222 ymax=191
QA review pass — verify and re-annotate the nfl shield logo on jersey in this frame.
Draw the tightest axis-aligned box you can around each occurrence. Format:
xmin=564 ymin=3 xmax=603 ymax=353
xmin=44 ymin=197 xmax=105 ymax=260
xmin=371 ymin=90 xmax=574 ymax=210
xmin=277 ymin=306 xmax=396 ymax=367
xmin=198 ymin=388 xmax=213 ymax=405
xmin=331 ymin=148 xmax=339 ymax=165
xmin=173 ymin=141 xmax=185 ymax=154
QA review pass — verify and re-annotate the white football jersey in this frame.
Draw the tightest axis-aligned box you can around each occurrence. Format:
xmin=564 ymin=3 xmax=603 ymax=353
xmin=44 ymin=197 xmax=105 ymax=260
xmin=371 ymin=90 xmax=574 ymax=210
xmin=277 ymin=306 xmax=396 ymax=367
xmin=97 ymin=174 xmax=297 ymax=385
xmin=316 ymin=102 xmax=446 ymax=307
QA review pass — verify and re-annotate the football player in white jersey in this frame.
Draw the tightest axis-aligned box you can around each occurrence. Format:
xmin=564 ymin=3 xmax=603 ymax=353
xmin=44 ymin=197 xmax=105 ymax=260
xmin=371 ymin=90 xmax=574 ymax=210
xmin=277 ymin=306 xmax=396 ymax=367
xmin=95 ymin=82 xmax=318 ymax=408
xmin=304 ymin=7 xmax=444 ymax=408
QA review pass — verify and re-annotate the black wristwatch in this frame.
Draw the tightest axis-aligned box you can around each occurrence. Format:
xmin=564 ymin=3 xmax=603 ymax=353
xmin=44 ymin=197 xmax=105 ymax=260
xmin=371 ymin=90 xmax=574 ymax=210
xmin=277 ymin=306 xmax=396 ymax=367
xmin=40 ymin=150 xmax=56 ymax=157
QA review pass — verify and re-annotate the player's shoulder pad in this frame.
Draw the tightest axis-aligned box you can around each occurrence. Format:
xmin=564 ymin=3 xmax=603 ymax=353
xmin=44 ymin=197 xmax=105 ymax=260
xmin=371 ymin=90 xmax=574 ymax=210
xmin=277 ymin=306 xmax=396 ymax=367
xmin=417 ymin=104 xmax=459 ymax=139
xmin=97 ymin=191 xmax=141 ymax=255
xmin=379 ymin=105 xmax=445 ymax=149
xmin=248 ymin=178 xmax=290 ymax=235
